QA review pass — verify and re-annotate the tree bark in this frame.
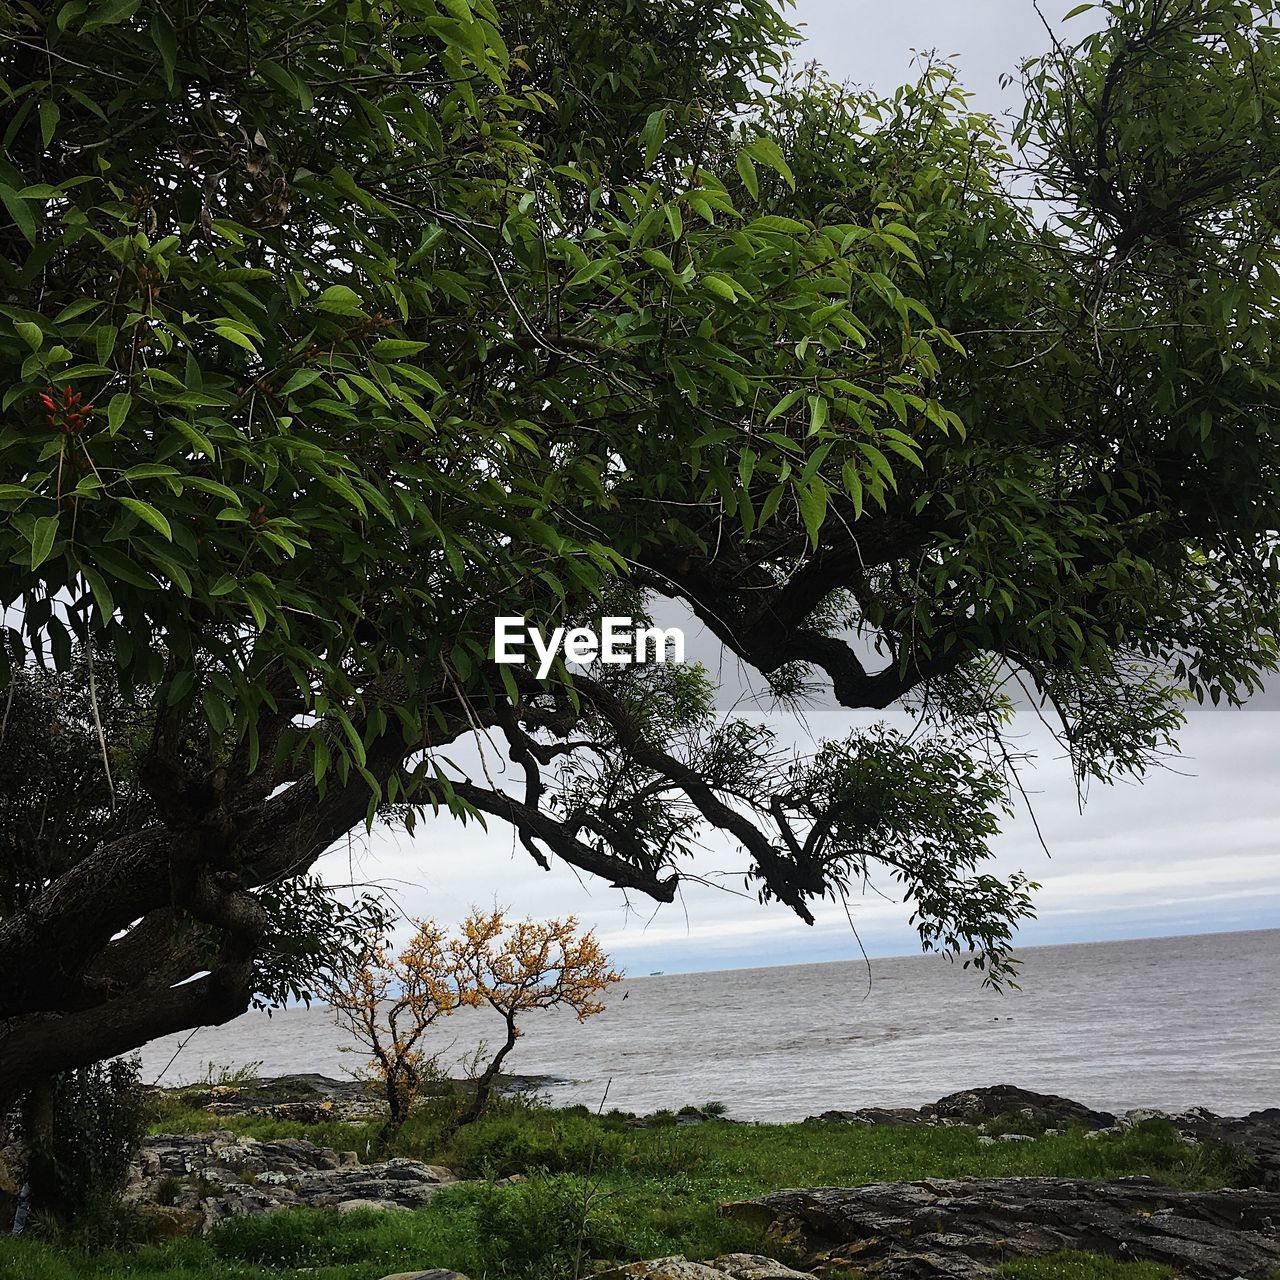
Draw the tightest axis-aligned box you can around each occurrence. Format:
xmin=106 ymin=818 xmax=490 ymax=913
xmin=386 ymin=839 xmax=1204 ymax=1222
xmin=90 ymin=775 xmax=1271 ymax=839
xmin=456 ymin=1014 xmax=519 ymax=1129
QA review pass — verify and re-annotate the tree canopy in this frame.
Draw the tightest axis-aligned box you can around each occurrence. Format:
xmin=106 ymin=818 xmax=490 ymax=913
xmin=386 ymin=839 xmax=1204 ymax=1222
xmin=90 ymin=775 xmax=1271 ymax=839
xmin=2 ymin=0 xmax=1279 ymax=1107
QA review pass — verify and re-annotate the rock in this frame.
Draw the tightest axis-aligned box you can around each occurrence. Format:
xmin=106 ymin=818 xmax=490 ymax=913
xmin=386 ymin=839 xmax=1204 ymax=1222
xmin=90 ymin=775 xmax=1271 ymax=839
xmin=707 ymin=1253 xmax=816 ymax=1280
xmin=377 ymin=1272 xmax=470 ymax=1280
xmin=165 ymin=1074 xmax=387 ymax=1124
xmin=1122 ymin=1107 xmax=1175 ymax=1128
xmin=927 ymin=1085 xmax=1116 ymax=1129
xmin=0 ymin=1142 xmax=20 ymax=1197
xmin=125 ymin=1132 xmax=458 ymax=1233
xmin=596 ymin=1259 xmax=732 ymax=1280
xmin=721 ymin=1177 xmax=1280 ymax=1280
xmin=137 ymin=1204 xmax=205 ymax=1239
xmin=596 ymin=1259 xmax=816 ymax=1280
xmin=337 ymin=1197 xmax=410 ymax=1214
xmin=993 ymin=1133 xmax=1034 ymax=1143
xmin=806 ymin=1086 xmax=1116 ymax=1131
xmin=806 ymin=1108 xmax=928 ymax=1127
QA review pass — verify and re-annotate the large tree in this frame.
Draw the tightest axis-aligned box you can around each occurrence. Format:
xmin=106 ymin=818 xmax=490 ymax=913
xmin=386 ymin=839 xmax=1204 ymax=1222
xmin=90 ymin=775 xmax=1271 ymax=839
xmin=1 ymin=0 xmax=1278 ymax=1109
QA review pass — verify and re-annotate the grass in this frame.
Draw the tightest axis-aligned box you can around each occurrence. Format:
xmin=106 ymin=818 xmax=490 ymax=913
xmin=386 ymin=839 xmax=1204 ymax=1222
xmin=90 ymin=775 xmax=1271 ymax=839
xmin=0 ymin=1098 xmax=1251 ymax=1280
xmin=998 ymin=1254 xmax=1176 ymax=1280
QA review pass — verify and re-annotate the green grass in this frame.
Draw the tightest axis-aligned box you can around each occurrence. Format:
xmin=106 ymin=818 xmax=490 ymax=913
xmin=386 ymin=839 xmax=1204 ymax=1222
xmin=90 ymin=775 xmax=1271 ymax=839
xmin=999 ymin=1253 xmax=1176 ymax=1280
xmin=0 ymin=1100 xmax=1250 ymax=1280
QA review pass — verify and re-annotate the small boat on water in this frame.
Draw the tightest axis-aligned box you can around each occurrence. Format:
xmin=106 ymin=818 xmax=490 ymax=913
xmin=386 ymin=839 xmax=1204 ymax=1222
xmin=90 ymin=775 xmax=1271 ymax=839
xmin=649 ymin=970 xmax=665 ymax=976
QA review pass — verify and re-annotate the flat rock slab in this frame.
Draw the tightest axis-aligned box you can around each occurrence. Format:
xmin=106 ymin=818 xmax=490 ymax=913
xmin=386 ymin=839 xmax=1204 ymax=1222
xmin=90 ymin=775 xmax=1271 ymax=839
xmin=722 ymin=1177 xmax=1280 ymax=1280
xmin=126 ymin=1131 xmax=457 ymax=1234
xmin=596 ymin=1256 xmax=816 ymax=1280
xmin=377 ymin=1272 xmax=470 ymax=1280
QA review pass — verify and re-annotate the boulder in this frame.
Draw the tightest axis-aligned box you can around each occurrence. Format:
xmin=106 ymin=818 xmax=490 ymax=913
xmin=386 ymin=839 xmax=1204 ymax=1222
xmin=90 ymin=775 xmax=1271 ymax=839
xmin=721 ymin=1176 xmax=1280 ymax=1280
xmin=806 ymin=1086 xmax=1116 ymax=1131
xmin=927 ymin=1085 xmax=1116 ymax=1129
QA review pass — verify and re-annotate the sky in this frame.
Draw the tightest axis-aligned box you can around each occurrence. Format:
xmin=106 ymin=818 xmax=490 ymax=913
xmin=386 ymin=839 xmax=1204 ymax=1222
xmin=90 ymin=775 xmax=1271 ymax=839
xmin=316 ymin=1 xmax=1280 ymax=976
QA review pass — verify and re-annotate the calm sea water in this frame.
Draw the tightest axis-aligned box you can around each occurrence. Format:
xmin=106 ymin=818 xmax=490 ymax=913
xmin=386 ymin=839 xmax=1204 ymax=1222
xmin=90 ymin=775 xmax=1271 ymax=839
xmin=140 ymin=929 xmax=1279 ymax=1121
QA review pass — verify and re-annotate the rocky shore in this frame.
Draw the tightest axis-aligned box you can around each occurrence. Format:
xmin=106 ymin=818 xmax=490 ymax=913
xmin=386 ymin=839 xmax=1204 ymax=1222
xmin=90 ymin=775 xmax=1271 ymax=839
xmin=108 ymin=1077 xmax=1280 ymax=1280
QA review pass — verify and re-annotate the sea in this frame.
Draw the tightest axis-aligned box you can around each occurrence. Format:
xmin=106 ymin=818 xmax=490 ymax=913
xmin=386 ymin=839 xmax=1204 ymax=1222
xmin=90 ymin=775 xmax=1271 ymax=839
xmin=139 ymin=928 xmax=1279 ymax=1122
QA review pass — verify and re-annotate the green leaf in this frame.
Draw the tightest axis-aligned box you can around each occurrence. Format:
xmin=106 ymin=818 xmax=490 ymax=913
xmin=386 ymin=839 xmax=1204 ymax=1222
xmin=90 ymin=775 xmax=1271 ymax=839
xmin=242 ymin=590 xmax=268 ymax=631
xmin=214 ymin=325 xmax=258 ymax=353
xmin=842 ymin=461 xmax=865 ymax=520
xmin=567 ymin=257 xmax=611 ymax=288
xmin=15 ymin=321 xmax=42 ymax=351
xmin=81 ymin=0 xmax=141 ymax=31
xmin=280 ymin=369 xmax=322 ymax=395
xmin=165 ymin=670 xmax=195 ymax=707
xmin=150 ymin=10 xmax=178 ymax=89
xmin=106 ymin=392 xmax=131 ymax=434
xmin=745 ymin=136 xmax=795 ymax=190
xmin=315 ymin=284 xmax=364 ymax=315
xmin=703 ymin=274 xmax=737 ymax=303
xmin=808 ymin=395 xmax=829 ymax=434
xmin=312 ymin=734 xmax=331 ymax=786
xmin=371 ymin=338 xmax=430 ymax=358
xmin=39 ymin=101 xmax=60 ymax=148
xmin=735 ymin=150 xmax=759 ymax=201
xmin=118 ymin=496 xmax=173 ymax=540
xmin=29 ymin=514 xmax=59 ymax=569
xmin=122 ymin=463 xmax=180 ymax=481
xmin=640 ymin=107 xmax=668 ymax=167
xmin=56 ymin=0 xmax=88 ymax=31
xmin=0 ymin=183 xmax=38 ymax=245
xmin=81 ymin=563 xmax=116 ymax=618
xmin=796 ymin=478 xmax=828 ymax=547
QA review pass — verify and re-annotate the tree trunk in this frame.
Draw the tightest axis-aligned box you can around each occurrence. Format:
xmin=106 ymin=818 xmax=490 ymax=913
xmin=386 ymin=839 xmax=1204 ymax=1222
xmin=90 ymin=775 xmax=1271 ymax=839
xmin=456 ymin=1015 xmax=518 ymax=1129
xmin=19 ymin=1077 xmax=59 ymax=1219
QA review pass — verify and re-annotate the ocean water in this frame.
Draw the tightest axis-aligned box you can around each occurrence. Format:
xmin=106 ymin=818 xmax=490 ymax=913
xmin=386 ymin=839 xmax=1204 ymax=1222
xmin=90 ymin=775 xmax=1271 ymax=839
xmin=140 ymin=929 xmax=1279 ymax=1121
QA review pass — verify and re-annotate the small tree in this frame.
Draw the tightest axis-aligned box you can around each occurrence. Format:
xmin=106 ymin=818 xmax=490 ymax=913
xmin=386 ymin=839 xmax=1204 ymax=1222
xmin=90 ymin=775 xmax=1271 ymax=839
xmin=322 ymin=922 xmax=461 ymax=1131
xmin=324 ymin=912 xmax=619 ymax=1132
xmin=452 ymin=912 xmax=621 ymax=1127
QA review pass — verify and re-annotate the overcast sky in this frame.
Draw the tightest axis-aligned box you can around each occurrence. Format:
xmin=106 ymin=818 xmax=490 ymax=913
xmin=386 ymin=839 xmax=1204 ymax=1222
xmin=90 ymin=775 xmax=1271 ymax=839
xmin=317 ymin=1 xmax=1280 ymax=975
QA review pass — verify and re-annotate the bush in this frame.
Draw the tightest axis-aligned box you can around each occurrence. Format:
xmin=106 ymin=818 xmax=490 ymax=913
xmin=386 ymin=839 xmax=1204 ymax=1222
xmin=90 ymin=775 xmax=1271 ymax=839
xmin=464 ymin=1174 xmax=633 ymax=1279
xmin=22 ymin=1057 xmax=147 ymax=1239
xmin=441 ymin=1107 xmax=621 ymax=1177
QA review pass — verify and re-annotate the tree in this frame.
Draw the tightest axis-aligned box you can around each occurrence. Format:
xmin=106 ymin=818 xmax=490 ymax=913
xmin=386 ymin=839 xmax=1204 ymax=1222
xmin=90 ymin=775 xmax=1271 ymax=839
xmin=451 ymin=911 xmax=619 ymax=1126
xmin=322 ymin=911 xmax=617 ymax=1131
xmin=322 ymin=920 xmax=460 ymax=1131
xmin=2 ymin=0 xmax=1279 ymax=1110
